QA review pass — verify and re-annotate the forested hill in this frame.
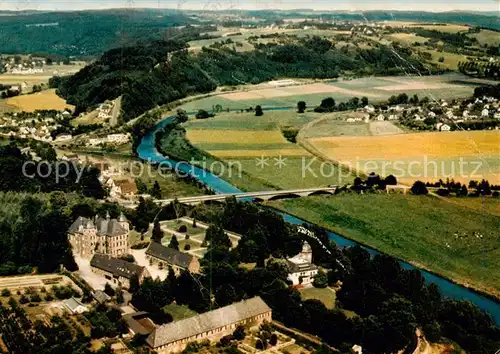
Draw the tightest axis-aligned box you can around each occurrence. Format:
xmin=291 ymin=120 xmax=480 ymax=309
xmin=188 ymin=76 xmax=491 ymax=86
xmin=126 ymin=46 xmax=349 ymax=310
xmin=0 ymin=9 xmax=195 ymax=56
xmin=53 ymin=36 xmax=428 ymax=122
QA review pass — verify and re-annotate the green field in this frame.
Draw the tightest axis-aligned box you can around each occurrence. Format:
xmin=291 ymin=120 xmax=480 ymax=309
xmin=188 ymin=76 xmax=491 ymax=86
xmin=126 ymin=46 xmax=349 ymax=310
xmin=269 ymin=193 xmax=500 ymax=298
xmin=179 ymin=74 xmax=476 ymax=112
xmin=163 ymin=303 xmax=197 ymax=321
xmin=299 ymin=287 xmax=336 ymax=309
xmin=467 ymin=29 xmax=500 ymax=46
xmin=181 ymin=110 xmax=354 ymax=189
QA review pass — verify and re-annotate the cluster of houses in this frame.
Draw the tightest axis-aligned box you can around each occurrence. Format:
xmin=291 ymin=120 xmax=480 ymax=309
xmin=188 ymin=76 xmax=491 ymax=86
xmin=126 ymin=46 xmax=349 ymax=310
xmin=87 ymin=133 xmax=131 ymax=147
xmin=0 ymin=113 xmax=68 ymax=141
xmin=1 ymin=56 xmax=47 ymax=74
xmin=96 ymin=101 xmax=115 ymax=121
xmin=349 ymin=96 xmax=500 ymax=131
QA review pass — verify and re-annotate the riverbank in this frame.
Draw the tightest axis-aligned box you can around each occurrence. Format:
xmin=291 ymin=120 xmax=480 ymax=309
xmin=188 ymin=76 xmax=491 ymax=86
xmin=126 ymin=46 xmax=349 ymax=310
xmin=136 ymin=111 xmax=500 ymax=325
xmin=267 ymin=193 xmax=500 ymax=300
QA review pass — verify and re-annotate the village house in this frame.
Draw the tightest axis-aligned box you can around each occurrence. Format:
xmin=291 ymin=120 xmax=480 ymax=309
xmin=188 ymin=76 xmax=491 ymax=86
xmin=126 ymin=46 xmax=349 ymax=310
xmin=108 ymin=178 xmax=138 ymax=200
xmin=388 ymin=114 xmax=398 ymax=120
xmin=481 ymin=108 xmax=490 ymax=117
xmin=145 ymin=242 xmax=200 ymax=275
xmin=124 ymin=311 xmax=156 ymax=337
xmin=92 ymin=290 xmax=111 ymax=304
xmin=90 ymin=253 xmax=150 ymax=290
xmin=63 ymin=297 xmax=88 ymax=314
xmin=107 ymin=133 xmax=130 ymax=144
xmin=375 ymin=114 xmax=385 ymax=121
xmin=364 ymin=105 xmax=375 ymax=113
xmin=68 ymin=213 xmax=129 ymax=259
xmin=55 ymin=134 xmax=72 ymax=142
xmin=98 ymin=111 xmax=111 ymax=120
xmin=146 ymin=297 xmax=272 ymax=353
xmin=287 ymin=241 xmax=318 ymax=286
xmin=439 ymin=124 xmax=451 ymax=132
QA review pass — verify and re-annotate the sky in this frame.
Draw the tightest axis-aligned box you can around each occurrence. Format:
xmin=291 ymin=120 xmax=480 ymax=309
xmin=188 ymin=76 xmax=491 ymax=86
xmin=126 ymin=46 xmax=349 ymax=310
xmin=0 ymin=0 xmax=498 ymax=12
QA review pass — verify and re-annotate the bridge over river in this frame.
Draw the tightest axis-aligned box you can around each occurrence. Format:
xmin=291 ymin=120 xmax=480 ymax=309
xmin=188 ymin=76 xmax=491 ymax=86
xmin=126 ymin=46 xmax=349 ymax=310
xmin=154 ymin=186 xmax=338 ymax=206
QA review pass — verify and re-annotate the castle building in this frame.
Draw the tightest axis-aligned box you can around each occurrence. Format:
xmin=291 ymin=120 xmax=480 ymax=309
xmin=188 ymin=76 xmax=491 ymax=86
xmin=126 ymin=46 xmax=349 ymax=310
xmin=68 ymin=213 xmax=129 ymax=259
xmin=90 ymin=253 xmax=149 ymax=290
xmin=287 ymin=241 xmax=318 ymax=286
xmin=145 ymin=242 xmax=200 ymax=275
xmin=146 ymin=297 xmax=272 ymax=353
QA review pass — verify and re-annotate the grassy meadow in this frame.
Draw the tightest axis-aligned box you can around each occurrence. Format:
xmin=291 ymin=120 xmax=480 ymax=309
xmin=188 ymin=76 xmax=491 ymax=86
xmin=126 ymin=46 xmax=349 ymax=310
xmin=467 ymin=29 xmax=500 ymax=46
xmin=179 ymin=74 xmax=476 ymax=112
xmin=183 ymin=110 xmax=354 ymax=189
xmin=269 ymin=193 xmax=500 ymax=298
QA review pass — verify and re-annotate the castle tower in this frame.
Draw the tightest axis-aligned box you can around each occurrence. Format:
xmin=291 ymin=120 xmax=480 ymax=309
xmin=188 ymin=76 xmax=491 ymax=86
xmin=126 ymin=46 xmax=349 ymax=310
xmin=119 ymin=212 xmax=129 ymax=232
xmin=301 ymin=241 xmax=313 ymax=264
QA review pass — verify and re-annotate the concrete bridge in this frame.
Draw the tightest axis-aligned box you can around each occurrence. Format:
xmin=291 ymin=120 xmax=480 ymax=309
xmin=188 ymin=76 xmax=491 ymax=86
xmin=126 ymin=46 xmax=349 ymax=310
xmin=154 ymin=186 xmax=338 ymax=206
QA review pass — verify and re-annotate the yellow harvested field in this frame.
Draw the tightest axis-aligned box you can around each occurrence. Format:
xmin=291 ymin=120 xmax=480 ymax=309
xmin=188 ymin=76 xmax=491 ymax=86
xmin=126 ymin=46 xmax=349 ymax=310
xmin=310 ymin=131 xmax=500 ymax=160
xmin=221 ymin=83 xmax=381 ymax=101
xmin=0 ymin=74 xmax=52 ymax=85
xmin=6 ymin=89 xmax=74 ymax=112
xmin=389 ymin=33 xmax=429 ymax=43
xmin=208 ymin=148 xmax=308 ymax=157
xmin=187 ymin=129 xmax=287 ymax=144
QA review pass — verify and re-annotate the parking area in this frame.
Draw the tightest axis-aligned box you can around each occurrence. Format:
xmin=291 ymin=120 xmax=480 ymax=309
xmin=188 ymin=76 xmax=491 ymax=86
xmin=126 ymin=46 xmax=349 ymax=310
xmin=130 ymin=248 xmax=168 ymax=281
xmin=73 ymin=255 xmax=109 ymax=290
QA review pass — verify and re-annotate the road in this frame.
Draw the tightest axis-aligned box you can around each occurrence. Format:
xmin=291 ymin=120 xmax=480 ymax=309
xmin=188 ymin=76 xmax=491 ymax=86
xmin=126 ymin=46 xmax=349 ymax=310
xmin=110 ymin=96 xmax=122 ymax=127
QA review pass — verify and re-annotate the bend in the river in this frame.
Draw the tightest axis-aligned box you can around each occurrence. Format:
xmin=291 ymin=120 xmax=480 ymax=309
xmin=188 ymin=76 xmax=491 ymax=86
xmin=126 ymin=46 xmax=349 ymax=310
xmin=137 ymin=110 xmax=500 ymax=325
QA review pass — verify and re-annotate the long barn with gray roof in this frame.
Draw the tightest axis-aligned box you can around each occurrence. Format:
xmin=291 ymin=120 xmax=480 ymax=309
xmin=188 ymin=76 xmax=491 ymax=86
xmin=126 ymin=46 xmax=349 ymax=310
xmin=147 ymin=296 xmax=272 ymax=353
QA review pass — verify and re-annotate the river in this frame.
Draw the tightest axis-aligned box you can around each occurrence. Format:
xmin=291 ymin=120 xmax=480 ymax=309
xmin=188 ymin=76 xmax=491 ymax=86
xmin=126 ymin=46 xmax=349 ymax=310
xmin=137 ymin=114 xmax=500 ymax=325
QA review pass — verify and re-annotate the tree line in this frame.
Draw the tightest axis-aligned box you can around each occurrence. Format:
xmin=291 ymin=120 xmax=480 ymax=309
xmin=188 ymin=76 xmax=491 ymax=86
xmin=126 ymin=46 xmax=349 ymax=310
xmin=52 ymin=35 xmax=427 ymax=123
xmin=128 ymin=198 xmax=498 ymax=354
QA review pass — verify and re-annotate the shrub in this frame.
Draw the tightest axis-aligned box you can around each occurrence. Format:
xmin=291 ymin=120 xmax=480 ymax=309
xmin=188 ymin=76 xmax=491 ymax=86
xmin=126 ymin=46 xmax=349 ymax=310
xmin=219 ymin=335 xmax=232 ymax=347
xmin=119 ymin=254 xmax=136 ymax=263
xmin=438 ymin=57 xmax=445 ymax=62
xmin=184 ymin=244 xmax=191 ymax=251
xmin=232 ymin=325 xmax=246 ymax=340
xmin=437 ymin=188 xmax=450 ymax=196
xmin=1 ymin=288 xmax=10 ymax=297
xmin=411 ymin=181 xmax=429 ymax=195
xmin=313 ymin=269 xmax=328 ymax=288
xmin=45 ymin=293 xmax=54 ymax=301
xmin=255 ymin=339 xmax=265 ymax=350
xmin=19 ymin=295 xmax=29 ymax=304
xmin=104 ymin=283 xmax=115 ymax=297
xmin=178 ymin=225 xmax=187 ymax=233
xmin=185 ymin=234 xmax=190 ymax=240
xmin=269 ymin=333 xmax=278 ymax=346
xmin=131 ymin=241 xmax=149 ymax=249
xmin=30 ymin=294 xmax=41 ymax=303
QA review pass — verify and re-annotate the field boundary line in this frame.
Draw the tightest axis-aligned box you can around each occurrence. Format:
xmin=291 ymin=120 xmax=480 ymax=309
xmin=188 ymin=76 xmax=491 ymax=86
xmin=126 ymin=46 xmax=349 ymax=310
xmin=296 ymin=114 xmax=366 ymax=179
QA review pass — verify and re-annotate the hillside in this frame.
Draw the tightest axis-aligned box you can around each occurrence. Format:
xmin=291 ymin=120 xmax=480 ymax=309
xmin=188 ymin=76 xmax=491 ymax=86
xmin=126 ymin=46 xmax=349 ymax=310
xmin=54 ymin=35 xmax=427 ymax=122
xmin=0 ymin=9 xmax=196 ymax=56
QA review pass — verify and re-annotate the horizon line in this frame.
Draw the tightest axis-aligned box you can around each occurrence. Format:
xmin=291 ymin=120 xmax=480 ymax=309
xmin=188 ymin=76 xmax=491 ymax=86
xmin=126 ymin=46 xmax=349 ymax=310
xmin=0 ymin=7 xmax=498 ymax=14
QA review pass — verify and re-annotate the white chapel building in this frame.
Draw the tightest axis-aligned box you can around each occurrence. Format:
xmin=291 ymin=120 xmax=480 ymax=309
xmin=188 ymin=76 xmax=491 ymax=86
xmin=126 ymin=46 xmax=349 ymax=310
xmin=287 ymin=241 xmax=318 ymax=286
